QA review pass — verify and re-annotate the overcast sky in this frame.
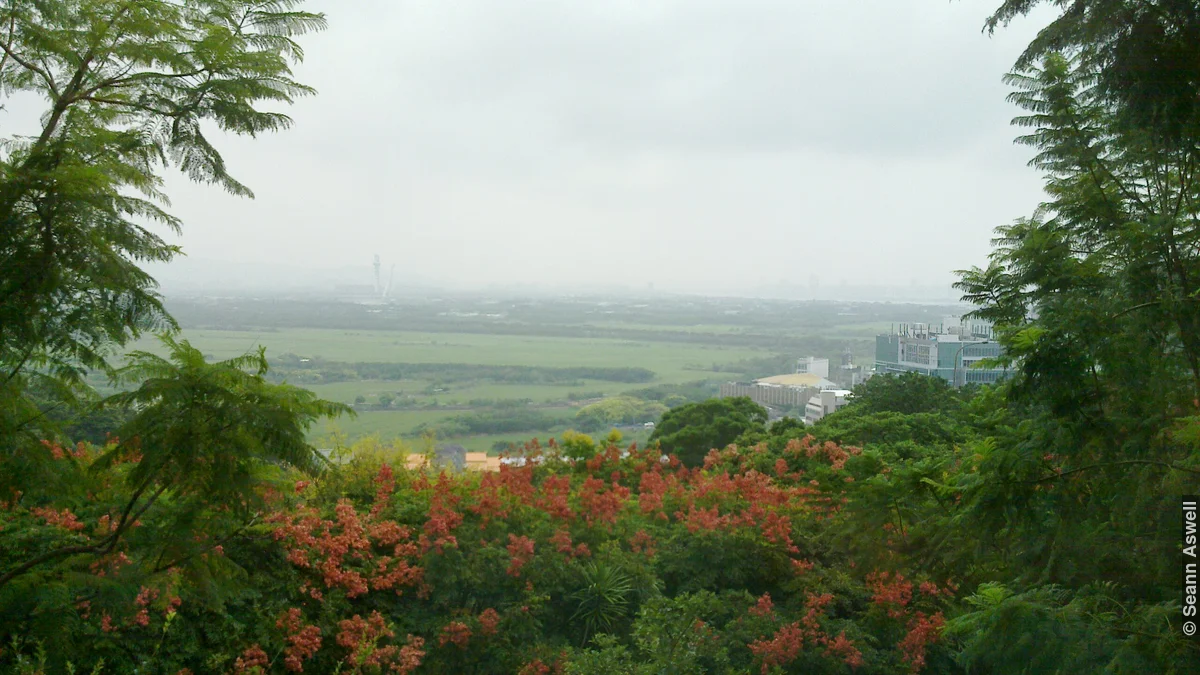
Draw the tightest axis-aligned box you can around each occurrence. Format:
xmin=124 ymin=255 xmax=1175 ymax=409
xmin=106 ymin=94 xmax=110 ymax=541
xmin=146 ymin=2 xmax=1050 ymax=294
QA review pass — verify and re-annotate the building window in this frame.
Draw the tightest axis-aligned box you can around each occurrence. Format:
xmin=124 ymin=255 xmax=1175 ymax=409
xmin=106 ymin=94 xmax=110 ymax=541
xmin=902 ymin=343 xmax=931 ymax=365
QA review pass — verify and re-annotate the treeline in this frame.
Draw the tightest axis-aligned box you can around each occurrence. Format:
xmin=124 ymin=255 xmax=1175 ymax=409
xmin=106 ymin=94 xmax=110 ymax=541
xmin=168 ymin=299 xmax=887 ymax=355
xmin=168 ymin=296 xmax=950 ymax=339
xmin=268 ymin=354 xmax=656 ymax=385
xmin=573 ymin=396 xmax=668 ymax=432
xmin=711 ymin=353 xmax=815 ymax=380
xmin=412 ymin=408 xmax=571 ymax=438
xmin=620 ymin=380 xmax=721 ymax=406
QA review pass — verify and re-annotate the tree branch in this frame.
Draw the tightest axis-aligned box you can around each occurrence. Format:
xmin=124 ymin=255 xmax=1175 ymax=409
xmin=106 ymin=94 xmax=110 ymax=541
xmin=151 ymin=513 xmax=261 ymax=575
xmin=0 ymin=28 xmax=56 ymax=96
xmin=1030 ymin=459 xmax=1200 ymax=483
xmin=0 ymin=542 xmax=107 ymax=590
xmin=1109 ymin=300 xmax=1160 ymax=321
xmin=0 ymin=475 xmax=170 ymax=591
xmin=0 ymin=12 xmax=15 ymax=81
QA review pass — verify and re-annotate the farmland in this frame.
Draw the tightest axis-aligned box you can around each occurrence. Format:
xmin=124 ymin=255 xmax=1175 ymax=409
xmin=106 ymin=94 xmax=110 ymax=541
xmin=144 ymin=328 xmax=758 ymax=379
xmin=136 ymin=294 xmax=960 ymax=450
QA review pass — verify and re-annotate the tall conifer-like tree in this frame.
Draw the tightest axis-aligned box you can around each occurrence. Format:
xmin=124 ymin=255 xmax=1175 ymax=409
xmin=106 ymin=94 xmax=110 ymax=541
xmin=947 ymin=2 xmax=1200 ymax=669
xmin=0 ymin=0 xmax=326 ymax=438
xmin=0 ymin=6 xmax=349 ymax=665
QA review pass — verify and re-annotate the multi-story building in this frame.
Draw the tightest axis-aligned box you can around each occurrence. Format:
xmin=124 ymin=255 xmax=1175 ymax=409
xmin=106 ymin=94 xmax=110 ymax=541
xmin=834 ymin=350 xmax=868 ymax=389
xmin=795 ymin=357 xmax=830 ymax=378
xmin=719 ymin=379 xmax=816 ymax=409
xmin=874 ymin=317 xmax=1009 ymax=387
xmin=804 ymin=389 xmax=852 ymax=424
xmin=718 ymin=359 xmax=838 ymax=411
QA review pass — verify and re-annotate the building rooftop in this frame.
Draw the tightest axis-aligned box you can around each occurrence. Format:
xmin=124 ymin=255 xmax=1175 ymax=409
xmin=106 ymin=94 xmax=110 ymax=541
xmin=757 ymin=373 xmax=836 ymax=388
xmin=406 ymin=452 xmax=502 ymax=472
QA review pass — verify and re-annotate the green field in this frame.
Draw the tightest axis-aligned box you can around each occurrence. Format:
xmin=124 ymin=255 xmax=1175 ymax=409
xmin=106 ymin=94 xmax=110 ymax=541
xmin=304 ymin=380 xmax=632 ymax=406
xmin=313 ymin=405 xmax=579 ymax=444
xmin=131 ymin=328 xmax=765 ymax=448
xmin=138 ymin=328 xmax=761 ymax=382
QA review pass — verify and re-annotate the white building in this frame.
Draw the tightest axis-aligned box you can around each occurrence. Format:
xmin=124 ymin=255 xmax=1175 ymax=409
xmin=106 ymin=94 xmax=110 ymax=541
xmin=795 ymin=356 xmax=830 ymax=378
xmin=804 ymin=389 xmax=852 ymax=424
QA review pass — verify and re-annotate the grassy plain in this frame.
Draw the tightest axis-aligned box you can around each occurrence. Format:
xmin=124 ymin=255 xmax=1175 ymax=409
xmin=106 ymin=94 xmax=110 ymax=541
xmin=305 ymin=380 xmax=632 ymax=406
xmin=143 ymin=328 xmax=760 ymax=382
xmin=132 ymin=328 xmax=765 ymax=448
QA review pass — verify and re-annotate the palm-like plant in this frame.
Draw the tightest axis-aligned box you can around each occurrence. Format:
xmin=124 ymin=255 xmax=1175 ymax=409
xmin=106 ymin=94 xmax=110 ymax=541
xmin=569 ymin=561 xmax=633 ymax=646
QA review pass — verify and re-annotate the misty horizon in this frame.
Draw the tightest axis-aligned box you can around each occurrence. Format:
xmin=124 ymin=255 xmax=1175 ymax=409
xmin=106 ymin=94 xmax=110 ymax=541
xmin=149 ymin=255 xmax=969 ymax=305
xmin=1 ymin=1 xmax=1056 ymax=295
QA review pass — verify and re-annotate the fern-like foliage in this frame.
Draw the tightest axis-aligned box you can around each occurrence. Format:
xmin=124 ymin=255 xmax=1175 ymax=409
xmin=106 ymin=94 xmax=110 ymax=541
xmin=0 ymin=0 xmax=326 ymax=444
xmin=0 ymin=336 xmax=347 ymax=670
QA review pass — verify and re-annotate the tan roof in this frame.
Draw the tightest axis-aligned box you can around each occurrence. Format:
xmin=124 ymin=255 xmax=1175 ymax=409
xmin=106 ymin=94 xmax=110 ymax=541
xmin=404 ymin=453 xmax=503 ymax=472
xmin=756 ymin=373 xmax=828 ymax=387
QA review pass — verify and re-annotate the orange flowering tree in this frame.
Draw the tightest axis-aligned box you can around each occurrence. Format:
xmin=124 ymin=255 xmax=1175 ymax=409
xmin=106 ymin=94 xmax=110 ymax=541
xmin=2 ymin=345 xmax=959 ymax=673
xmin=201 ymin=433 xmax=957 ymax=674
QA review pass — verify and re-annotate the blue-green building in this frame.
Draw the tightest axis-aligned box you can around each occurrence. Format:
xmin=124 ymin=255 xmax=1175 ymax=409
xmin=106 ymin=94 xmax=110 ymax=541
xmin=874 ymin=319 xmax=1009 ymax=387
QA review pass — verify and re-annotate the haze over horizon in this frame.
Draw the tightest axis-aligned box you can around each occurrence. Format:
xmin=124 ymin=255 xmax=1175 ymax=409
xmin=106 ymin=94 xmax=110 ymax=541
xmin=5 ymin=1 xmax=1056 ymax=296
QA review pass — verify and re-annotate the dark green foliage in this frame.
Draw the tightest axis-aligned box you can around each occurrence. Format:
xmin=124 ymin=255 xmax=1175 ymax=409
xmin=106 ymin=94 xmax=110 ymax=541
xmin=949 ymin=10 xmax=1200 ymax=666
xmin=107 ymin=336 xmax=350 ymax=495
xmin=416 ymin=408 xmax=568 ymax=437
xmin=620 ymin=380 xmax=720 ymax=407
xmin=0 ymin=337 xmax=346 ymax=671
xmin=570 ymin=561 xmax=634 ymax=645
xmin=649 ymin=397 xmax=768 ymax=467
xmin=814 ymin=411 xmax=970 ymax=455
xmin=986 ymin=0 xmax=1200 ymax=145
xmin=845 ymin=372 xmax=965 ymax=416
xmin=947 ymin=582 xmax=1190 ymax=674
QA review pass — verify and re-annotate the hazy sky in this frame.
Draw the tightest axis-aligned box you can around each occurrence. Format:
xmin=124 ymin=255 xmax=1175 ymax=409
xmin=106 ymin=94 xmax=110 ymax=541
xmin=112 ymin=2 xmax=1056 ymax=293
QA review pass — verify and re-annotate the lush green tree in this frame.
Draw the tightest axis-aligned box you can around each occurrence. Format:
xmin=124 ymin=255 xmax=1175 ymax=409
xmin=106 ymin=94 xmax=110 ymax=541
xmin=985 ymin=0 xmax=1200 ymax=146
xmin=0 ymin=337 xmax=347 ymax=669
xmin=845 ymin=372 xmax=964 ymax=416
xmin=950 ymin=7 xmax=1200 ymax=666
xmin=574 ymin=396 xmax=667 ymax=433
xmin=560 ymin=429 xmax=600 ymax=461
xmin=649 ymin=397 xmax=767 ymax=467
xmin=0 ymin=0 xmax=326 ymax=442
xmin=813 ymin=411 xmax=970 ymax=457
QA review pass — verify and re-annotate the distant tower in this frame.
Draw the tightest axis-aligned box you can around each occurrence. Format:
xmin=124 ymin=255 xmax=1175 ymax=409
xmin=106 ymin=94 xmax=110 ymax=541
xmin=838 ymin=347 xmax=863 ymax=388
xmin=373 ymin=254 xmax=381 ymax=296
xmin=384 ymin=264 xmax=396 ymax=298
